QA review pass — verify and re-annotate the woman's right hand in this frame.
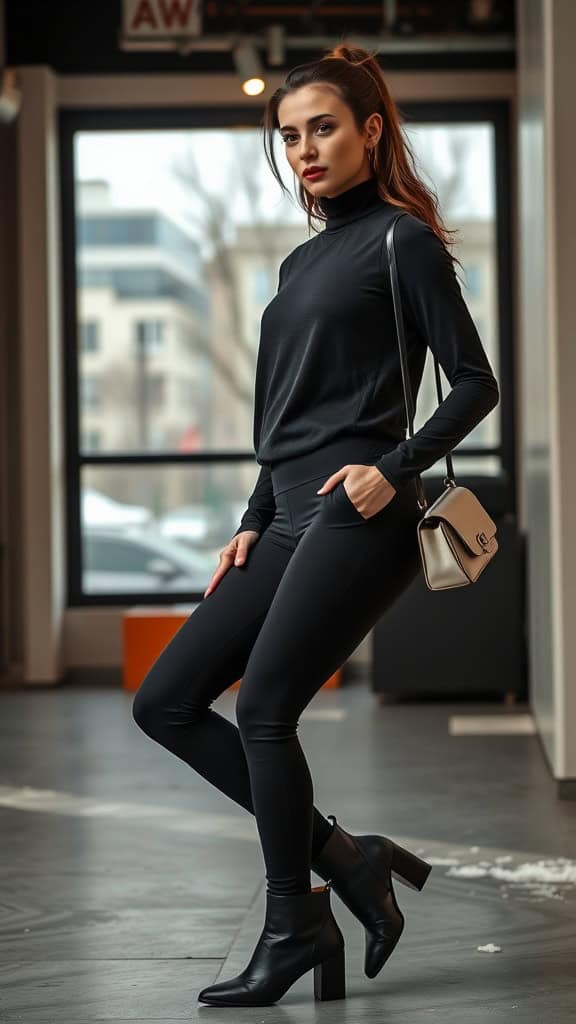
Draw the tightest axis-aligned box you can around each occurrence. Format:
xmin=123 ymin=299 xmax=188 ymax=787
xmin=203 ymin=530 xmax=260 ymax=598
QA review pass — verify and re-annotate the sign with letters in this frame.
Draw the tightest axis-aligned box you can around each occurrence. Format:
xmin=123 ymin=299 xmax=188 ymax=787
xmin=122 ymin=0 xmax=202 ymax=38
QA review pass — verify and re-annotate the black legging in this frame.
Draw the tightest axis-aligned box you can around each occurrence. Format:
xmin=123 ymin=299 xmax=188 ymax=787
xmin=132 ymin=439 xmax=422 ymax=896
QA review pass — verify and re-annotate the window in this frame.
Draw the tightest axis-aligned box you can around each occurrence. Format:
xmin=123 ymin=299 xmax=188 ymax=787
xmin=80 ymin=320 xmax=100 ymax=352
xmin=62 ymin=104 xmax=512 ymax=606
xmin=81 ymin=376 xmax=101 ymax=409
xmin=401 ymin=115 xmax=502 ymax=472
xmin=135 ymin=320 xmax=165 ymax=353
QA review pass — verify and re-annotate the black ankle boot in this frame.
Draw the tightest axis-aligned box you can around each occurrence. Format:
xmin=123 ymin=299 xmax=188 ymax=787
xmin=311 ymin=814 xmax=432 ymax=979
xmin=197 ymin=883 xmax=346 ymax=1006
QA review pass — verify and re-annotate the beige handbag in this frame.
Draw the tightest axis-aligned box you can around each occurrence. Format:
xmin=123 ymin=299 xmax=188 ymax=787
xmin=385 ymin=213 xmax=498 ymax=591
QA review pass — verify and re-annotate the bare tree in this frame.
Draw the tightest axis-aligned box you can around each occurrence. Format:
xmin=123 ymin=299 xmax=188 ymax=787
xmin=404 ymin=125 xmax=473 ymax=221
xmin=171 ymin=135 xmax=289 ymax=408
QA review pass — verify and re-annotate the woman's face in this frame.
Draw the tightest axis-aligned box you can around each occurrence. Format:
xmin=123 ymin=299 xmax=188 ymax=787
xmin=277 ymin=83 xmax=382 ymax=199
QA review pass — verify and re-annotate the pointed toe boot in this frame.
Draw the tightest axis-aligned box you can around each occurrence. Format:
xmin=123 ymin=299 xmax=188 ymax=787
xmin=311 ymin=814 xmax=432 ymax=979
xmin=197 ymin=883 xmax=345 ymax=1007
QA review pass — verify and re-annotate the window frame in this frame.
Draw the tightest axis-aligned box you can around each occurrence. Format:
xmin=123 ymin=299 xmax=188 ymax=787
xmin=60 ymin=101 xmax=515 ymax=607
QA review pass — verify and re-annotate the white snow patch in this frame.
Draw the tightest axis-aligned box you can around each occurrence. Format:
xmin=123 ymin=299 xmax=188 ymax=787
xmin=446 ymin=855 xmax=576 ymax=901
xmin=449 ymin=864 xmax=488 ymax=878
xmin=0 ymin=784 xmax=258 ymax=839
xmin=490 ymin=859 xmax=576 ymax=884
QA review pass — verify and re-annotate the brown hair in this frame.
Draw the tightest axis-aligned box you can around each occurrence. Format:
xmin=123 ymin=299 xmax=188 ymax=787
xmin=262 ymin=42 xmax=461 ymax=271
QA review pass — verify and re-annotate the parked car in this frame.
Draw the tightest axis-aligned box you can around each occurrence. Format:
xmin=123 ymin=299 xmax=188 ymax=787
xmin=83 ymin=527 xmax=218 ymax=594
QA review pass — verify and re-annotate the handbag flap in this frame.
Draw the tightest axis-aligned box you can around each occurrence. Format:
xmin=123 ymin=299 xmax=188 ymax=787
xmin=423 ymin=485 xmax=497 ymax=556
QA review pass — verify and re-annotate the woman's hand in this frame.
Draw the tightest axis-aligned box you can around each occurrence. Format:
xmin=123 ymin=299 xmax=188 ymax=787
xmin=316 ymin=464 xmax=397 ymax=519
xmin=203 ymin=530 xmax=259 ymax=597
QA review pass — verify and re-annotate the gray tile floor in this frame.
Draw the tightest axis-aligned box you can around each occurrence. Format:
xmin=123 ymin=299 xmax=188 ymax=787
xmin=1 ymin=681 xmax=575 ymax=1022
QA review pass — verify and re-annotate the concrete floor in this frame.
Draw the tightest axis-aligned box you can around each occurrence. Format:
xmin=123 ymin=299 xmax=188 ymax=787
xmin=1 ymin=680 xmax=575 ymax=1022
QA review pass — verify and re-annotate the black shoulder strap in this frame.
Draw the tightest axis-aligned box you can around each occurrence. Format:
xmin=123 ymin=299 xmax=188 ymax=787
xmin=385 ymin=212 xmax=456 ymax=510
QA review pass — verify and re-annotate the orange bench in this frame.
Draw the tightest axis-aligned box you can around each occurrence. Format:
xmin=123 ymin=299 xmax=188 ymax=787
xmin=123 ymin=606 xmax=341 ymax=692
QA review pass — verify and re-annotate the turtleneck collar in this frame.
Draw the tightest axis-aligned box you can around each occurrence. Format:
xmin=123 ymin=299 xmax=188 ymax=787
xmin=318 ymin=175 xmax=384 ymax=232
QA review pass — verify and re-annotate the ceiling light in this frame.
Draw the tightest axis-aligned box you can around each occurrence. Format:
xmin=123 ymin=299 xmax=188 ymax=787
xmin=233 ymin=40 xmax=266 ymax=96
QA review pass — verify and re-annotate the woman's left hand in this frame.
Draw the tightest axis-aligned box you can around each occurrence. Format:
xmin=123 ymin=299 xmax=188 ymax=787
xmin=316 ymin=464 xmax=397 ymax=519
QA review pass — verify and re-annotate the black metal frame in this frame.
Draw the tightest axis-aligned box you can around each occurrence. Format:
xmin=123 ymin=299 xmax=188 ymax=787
xmin=59 ymin=100 xmax=515 ymax=607
xmin=404 ymin=99 xmax=515 ymax=508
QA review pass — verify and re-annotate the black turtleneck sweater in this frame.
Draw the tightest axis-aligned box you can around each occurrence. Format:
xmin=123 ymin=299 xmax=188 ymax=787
xmin=235 ymin=175 xmax=499 ymax=536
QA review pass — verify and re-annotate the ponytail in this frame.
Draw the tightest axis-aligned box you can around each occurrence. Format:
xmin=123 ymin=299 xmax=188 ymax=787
xmin=262 ymin=42 xmax=461 ymax=271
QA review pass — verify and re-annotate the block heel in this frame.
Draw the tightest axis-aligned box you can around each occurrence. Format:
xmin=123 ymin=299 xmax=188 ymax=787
xmin=390 ymin=841 xmax=432 ymax=891
xmin=197 ymin=885 xmax=346 ymax=1006
xmin=313 ymin=945 xmax=346 ymax=1001
xmin=311 ymin=814 xmax=433 ymax=979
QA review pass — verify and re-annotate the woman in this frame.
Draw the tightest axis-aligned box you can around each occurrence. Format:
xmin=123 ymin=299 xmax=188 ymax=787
xmin=132 ymin=44 xmax=499 ymax=1007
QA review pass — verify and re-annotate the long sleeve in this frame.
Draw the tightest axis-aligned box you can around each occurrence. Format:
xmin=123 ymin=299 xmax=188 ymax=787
xmin=374 ymin=215 xmax=500 ymax=491
xmin=233 ymin=464 xmax=276 ymax=536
